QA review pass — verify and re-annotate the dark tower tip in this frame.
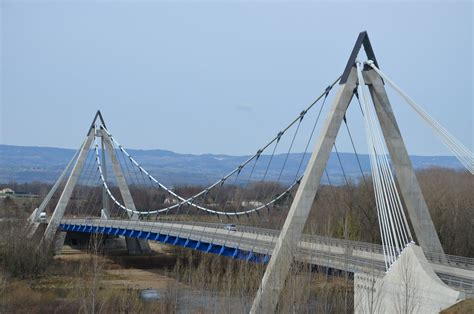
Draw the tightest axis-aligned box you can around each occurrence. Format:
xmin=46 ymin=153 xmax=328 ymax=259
xmin=340 ymin=31 xmax=380 ymax=84
xmin=88 ymin=110 xmax=107 ymax=135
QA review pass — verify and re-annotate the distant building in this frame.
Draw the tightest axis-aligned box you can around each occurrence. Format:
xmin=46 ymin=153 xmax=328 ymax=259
xmin=164 ymin=197 xmax=179 ymax=205
xmin=241 ymin=200 xmax=264 ymax=208
xmin=0 ymin=188 xmax=38 ymax=199
xmin=0 ymin=188 xmax=15 ymax=198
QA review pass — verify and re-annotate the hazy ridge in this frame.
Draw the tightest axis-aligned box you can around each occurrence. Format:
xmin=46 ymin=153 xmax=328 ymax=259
xmin=0 ymin=144 xmax=463 ymax=186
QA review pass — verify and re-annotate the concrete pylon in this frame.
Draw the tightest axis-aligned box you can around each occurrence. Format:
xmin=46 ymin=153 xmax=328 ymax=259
xmin=43 ymin=133 xmax=94 ymax=245
xmin=100 ymin=131 xmax=111 ymax=218
xmin=29 ymin=148 xmax=80 ymax=224
xmin=251 ymin=31 xmax=445 ymax=313
xmin=363 ymin=70 xmax=444 ymax=256
xmin=101 ymin=128 xmax=151 ymax=254
xmin=27 ymin=148 xmax=79 ymax=239
xmin=41 ymin=112 xmax=107 ymax=247
xmin=250 ymin=68 xmax=358 ymax=313
xmin=39 ymin=111 xmax=151 ymax=255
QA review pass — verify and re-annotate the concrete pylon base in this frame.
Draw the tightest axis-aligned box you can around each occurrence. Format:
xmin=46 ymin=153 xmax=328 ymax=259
xmin=53 ymin=231 xmax=67 ymax=255
xmin=125 ymin=237 xmax=152 ymax=255
xmin=354 ymin=244 xmax=462 ymax=314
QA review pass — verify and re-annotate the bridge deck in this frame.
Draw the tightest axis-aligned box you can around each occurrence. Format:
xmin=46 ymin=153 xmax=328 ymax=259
xmin=59 ymin=218 xmax=474 ymax=295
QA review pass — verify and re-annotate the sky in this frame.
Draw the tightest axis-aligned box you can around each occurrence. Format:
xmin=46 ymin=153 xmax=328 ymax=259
xmin=1 ymin=0 xmax=472 ymax=156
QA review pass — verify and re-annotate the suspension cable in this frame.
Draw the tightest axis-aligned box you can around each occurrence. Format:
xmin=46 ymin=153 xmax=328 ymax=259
xmin=96 ymin=77 xmax=340 ymax=216
xmin=365 ymin=60 xmax=473 ymax=174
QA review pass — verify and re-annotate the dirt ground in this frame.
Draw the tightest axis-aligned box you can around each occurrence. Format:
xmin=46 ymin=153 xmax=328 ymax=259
xmin=104 ymin=268 xmax=181 ymax=290
xmin=56 ymin=242 xmax=184 ymax=291
xmin=441 ymin=298 xmax=474 ymax=314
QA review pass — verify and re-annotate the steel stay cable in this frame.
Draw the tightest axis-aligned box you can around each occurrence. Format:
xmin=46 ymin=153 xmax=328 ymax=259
xmin=73 ymin=145 xmax=96 ymax=217
xmin=107 ymin=134 xmax=138 ymax=231
xmin=357 ymin=62 xmax=413 ymax=267
xmin=114 ymin=138 xmax=139 ymax=220
xmin=84 ymin=78 xmax=342 ymax=251
xmin=365 ymin=65 xmax=472 ymax=168
xmin=130 ymin=159 xmax=151 ymax=233
xmin=81 ymin=147 xmax=104 ymax=229
xmin=268 ymin=115 xmax=304 ymax=203
xmin=96 ymin=145 xmax=294 ymax=238
xmin=350 ymin=93 xmax=386 ymax=238
xmin=101 ymin=130 xmax=307 ymax=216
xmin=102 ymin=129 xmax=299 ymax=216
xmin=372 ymin=120 xmax=412 ymax=245
xmin=234 ymin=151 xmax=261 ymax=217
xmin=364 ymin=95 xmax=407 ymax=255
xmin=377 ymin=149 xmax=410 ymax=246
xmin=80 ymin=149 xmax=102 ymax=219
xmin=359 ymin=67 xmax=412 ymax=248
xmin=333 ymin=143 xmax=350 ymax=187
xmin=72 ymin=136 xmax=100 ymax=221
xmin=96 ymin=137 xmax=304 ymax=250
xmin=294 ymin=88 xmax=330 ymax=180
xmin=221 ymin=164 xmax=243 ymax=217
xmin=104 ymin=128 xmax=144 ymax=232
xmin=358 ymin=71 xmax=399 ymax=264
xmin=99 ymin=77 xmax=340 ymax=216
xmin=357 ymin=63 xmax=397 ymax=257
xmin=366 ymin=61 xmax=473 ymax=173
xmin=85 ymin=128 xmax=113 ymax=231
xmin=343 ymin=117 xmax=368 ymax=187
xmin=37 ymin=146 xmax=82 ymax=221
xmin=115 ymin=140 xmax=140 ymax=231
xmin=251 ymin=135 xmax=281 ymax=210
xmin=356 ymin=63 xmax=391 ymax=269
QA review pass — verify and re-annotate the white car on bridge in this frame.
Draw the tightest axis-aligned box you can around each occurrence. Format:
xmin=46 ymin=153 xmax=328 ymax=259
xmin=223 ymin=224 xmax=237 ymax=232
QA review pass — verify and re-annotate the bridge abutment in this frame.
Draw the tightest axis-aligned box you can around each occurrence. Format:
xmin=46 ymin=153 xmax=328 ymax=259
xmin=354 ymin=244 xmax=462 ymax=314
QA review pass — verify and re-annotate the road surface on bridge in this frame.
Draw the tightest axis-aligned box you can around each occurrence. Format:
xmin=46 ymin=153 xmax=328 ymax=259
xmin=59 ymin=217 xmax=474 ymax=295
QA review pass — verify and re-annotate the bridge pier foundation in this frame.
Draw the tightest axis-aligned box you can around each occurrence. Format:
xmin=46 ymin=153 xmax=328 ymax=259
xmin=53 ymin=231 xmax=67 ymax=255
xmin=125 ymin=237 xmax=151 ymax=255
xmin=354 ymin=244 xmax=462 ymax=314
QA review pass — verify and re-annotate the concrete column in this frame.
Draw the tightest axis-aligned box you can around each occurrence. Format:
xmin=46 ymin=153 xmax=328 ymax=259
xmin=363 ymin=70 xmax=444 ymax=256
xmin=54 ymin=231 xmax=67 ymax=255
xmin=250 ymin=68 xmax=358 ymax=313
xmin=101 ymin=129 xmax=151 ymax=254
xmin=29 ymin=149 xmax=80 ymax=224
xmin=43 ymin=133 xmax=94 ymax=245
xmin=100 ymin=132 xmax=111 ymax=218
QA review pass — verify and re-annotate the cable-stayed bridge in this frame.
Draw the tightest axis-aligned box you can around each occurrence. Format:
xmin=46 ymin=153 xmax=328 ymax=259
xmin=28 ymin=32 xmax=473 ymax=313
xmin=58 ymin=218 xmax=473 ymax=290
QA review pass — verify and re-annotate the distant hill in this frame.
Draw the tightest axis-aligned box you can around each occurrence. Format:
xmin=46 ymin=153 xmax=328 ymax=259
xmin=0 ymin=144 xmax=464 ymax=186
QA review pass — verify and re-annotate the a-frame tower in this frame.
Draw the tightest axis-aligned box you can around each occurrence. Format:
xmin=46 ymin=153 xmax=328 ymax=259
xmin=34 ymin=111 xmax=151 ymax=255
xmin=250 ymin=31 xmax=445 ymax=313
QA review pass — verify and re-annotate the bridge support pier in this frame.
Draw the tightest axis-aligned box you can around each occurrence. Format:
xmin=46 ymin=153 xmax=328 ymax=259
xmin=354 ymin=244 xmax=462 ymax=314
xmin=53 ymin=231 xmax=67 ymax=255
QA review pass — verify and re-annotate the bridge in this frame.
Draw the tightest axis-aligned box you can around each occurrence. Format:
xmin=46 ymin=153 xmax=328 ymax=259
xmin=28 ymin=32 xmax=473 ymax=313
xmin=58 ymin=218 xmax=474 ymax=292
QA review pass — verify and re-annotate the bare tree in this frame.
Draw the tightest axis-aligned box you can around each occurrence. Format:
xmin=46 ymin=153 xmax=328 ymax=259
xmin=77 ymin=232 xmax=106 ymax=314
xmin=354 ymin=272 xmax=385 ymax=314
xmin=394 ymin=251 xmax=419 ymax=314
xmin=0 ymin=268 xmax=6 ymax=314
